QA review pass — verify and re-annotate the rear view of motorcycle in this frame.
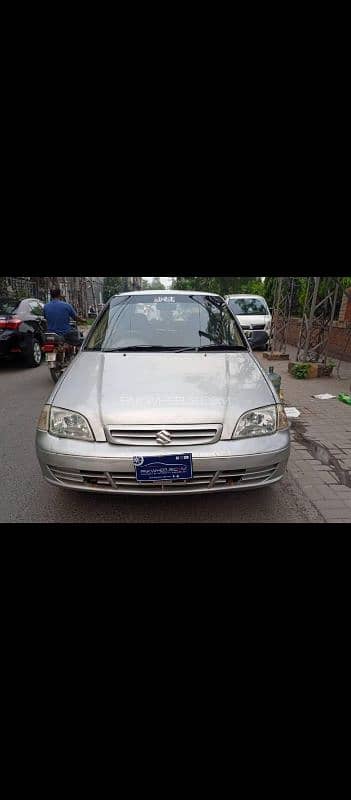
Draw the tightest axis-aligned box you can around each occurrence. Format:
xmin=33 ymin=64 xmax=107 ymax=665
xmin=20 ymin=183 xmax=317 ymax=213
xmin=42 ymin=324 xmax=84 ymax=383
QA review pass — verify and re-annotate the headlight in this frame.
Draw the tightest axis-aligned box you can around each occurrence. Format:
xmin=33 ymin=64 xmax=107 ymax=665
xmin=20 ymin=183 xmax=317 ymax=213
xmin=37 ymin=404 xmax=50 ymax=432
xmin=265 ymin=320 xmax=271 ymax=333
xmin=49 ymin=407 xmax=94 ymax=441
xmin=232 ymin=404 xmax=289 ymax=439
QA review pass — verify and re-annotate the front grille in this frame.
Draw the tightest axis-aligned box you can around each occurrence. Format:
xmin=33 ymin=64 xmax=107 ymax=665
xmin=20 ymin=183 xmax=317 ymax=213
xmin=105 ymin=424 xmax=222 ymax=446
xmin=48 ymin=463 xmax=280 ymax=492
xmin=242 ymin=324 xmax=265 ymax=331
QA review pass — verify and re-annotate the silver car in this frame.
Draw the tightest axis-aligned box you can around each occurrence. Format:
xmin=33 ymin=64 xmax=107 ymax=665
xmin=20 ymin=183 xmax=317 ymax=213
xmin=225 ymin=294 xmax=272 ymax=348
xmin=36 ymin=291 xmax=290 ymax=495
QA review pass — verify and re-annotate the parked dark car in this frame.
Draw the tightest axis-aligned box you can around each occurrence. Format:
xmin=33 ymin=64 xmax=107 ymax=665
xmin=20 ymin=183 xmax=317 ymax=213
xmin=0 ymin=297 xmax=47 ymax=367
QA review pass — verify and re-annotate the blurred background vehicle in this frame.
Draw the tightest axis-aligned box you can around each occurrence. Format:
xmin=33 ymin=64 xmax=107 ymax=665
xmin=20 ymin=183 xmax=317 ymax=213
xmin=0 ymin=296 xmax=47 ymax=367
xmin=225 ymin=294 xmax=271 ymax=350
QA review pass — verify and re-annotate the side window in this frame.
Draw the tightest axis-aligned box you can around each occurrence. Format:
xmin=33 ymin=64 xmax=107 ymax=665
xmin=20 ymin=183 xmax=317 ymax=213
xmin=18 ymin=301 xmax=29 ymax=315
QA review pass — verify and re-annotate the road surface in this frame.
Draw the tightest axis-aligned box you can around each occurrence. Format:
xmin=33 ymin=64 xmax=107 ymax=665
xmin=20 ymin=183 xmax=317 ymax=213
xmin=0 ymin=359 xmax=323 ymax=524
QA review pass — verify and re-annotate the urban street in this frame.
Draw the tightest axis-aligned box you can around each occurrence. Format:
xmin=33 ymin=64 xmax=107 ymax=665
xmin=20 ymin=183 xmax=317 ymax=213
xmin=0 ymin=358 xmax=322 ymax=524
xmin=1 ymin=274 xmax=350 ymax=526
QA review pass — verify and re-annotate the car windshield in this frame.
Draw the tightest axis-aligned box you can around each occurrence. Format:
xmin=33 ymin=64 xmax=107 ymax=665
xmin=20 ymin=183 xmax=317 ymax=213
xmin=85 ymin=294 xmax=247 ymax=351
xmin=0 ymin=298 xmax=19 ymax=314
xmin=228 ymin=298 xmax=268 ymax=316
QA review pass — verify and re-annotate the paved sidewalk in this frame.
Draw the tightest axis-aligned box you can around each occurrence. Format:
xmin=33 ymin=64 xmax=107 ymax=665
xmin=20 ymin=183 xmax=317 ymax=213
xmin=257 ymin=348 xmax=351 ymax=524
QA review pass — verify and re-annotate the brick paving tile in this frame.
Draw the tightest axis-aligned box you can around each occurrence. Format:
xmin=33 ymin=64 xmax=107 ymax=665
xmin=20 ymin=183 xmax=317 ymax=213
xmin=304 ymin=490 xmax=330 ymax=501
xmin=318 ymin=513 xmax=351 ymax=523
xmin=294 ymin=459 xmax=318 ymax=468
xmin=316 ymin=489 xmax=345 ymax=500
xmin=257 ymin=350 xmax=351 ymax=522
xmin=311 ymin=475 xmax=338 ymax=487
xmin=315 ymin=501 xmax=350 ymax=514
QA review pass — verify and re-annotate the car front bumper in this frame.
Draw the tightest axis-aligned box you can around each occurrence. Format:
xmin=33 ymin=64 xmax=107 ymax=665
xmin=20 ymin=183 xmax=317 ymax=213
xmin=36 ymin=430 xmax=290 ymax=495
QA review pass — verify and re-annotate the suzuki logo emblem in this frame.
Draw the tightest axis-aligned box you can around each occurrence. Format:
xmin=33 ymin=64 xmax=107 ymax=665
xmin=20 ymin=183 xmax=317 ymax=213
xmin=156 ymin=430 xmax=172 ymax=445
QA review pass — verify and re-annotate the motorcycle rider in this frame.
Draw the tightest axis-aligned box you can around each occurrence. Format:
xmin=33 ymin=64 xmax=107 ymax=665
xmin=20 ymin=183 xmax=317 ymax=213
xmin=44 ymin=288 xmax=84 ymax=346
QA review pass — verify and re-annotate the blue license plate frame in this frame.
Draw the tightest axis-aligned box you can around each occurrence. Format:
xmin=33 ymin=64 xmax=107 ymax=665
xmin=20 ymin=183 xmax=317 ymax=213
xmin=133 ymin=453 xmax=193 ymax=483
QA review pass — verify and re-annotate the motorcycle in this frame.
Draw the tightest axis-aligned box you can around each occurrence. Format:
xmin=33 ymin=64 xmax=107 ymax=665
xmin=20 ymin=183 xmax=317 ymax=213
xmin=42 ymin=323 xmax=84 ymax=383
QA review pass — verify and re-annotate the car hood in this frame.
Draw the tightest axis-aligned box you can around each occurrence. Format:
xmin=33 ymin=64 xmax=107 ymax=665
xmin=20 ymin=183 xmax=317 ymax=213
xmin=51 ymin=351 xmax=276 ymax=441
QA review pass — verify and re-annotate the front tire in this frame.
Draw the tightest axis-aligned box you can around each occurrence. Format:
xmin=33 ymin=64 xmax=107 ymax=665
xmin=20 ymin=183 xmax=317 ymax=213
xmin=25 ymin=338 xmax=42 ymax=368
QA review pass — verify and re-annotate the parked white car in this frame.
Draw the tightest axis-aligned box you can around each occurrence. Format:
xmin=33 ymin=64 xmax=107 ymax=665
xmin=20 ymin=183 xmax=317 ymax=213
xmin=225 ymin=294 xmax=271 ymax=349
xmin=36 ymin=291 xmax=289 ymax=496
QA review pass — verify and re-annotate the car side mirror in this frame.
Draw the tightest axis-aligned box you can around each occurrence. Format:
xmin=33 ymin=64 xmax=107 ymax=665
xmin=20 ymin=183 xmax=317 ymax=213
xmin=248 ymin=330 xmax=268 ymax=348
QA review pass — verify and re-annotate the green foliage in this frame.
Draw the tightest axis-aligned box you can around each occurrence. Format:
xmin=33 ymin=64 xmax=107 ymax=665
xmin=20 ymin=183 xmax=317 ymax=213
xmin=291 ymin=363 xmax=309 ymax=379
xmin=150 ymin=277 xmax=165 ymax=289
xmin=0 ymin=280 xmax=23 ymax=303
xmin=103 ymin=276 xmax=128 ymax=303
xmin=242 ymin=278 xmax=264 ymax=295
xmin=262 ymin=277 xmax=275 ymax=309
xmin=339 ymin=277 xmax=351 ymax=290
xmin=173 ymin=276 xmax=263 ymax=297
xmin=173 ymin=275 xmax=351 ymax=317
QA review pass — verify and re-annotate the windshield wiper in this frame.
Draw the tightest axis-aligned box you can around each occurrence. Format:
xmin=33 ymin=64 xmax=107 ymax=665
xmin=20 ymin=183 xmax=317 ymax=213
xmin=102 ymin=345 xmax=189 ymax=352
xmin=101 ymin=344 xmax=247 ymax=353
xmin=197 ymin=345 xmax=247 ymax=351
xmin=172 ymin=347 xmax=199 ymax=352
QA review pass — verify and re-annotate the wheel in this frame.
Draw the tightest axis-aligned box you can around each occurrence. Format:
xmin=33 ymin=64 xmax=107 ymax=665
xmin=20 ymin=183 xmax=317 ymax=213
xmin=50 ymin=367 xmax=63 ymax=383
xmin=25 ymin=338 xmax=42 ymax=368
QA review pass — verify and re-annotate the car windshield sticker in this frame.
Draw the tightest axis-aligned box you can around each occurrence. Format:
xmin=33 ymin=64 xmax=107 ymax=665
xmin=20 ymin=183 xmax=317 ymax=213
xmin=154 ymin=296 xmax=175 ymax=303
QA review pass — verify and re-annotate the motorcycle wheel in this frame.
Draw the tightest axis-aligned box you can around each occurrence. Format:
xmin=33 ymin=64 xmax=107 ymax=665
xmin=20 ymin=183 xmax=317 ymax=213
xmin=50 ymin=367 xmax=63 ymax=383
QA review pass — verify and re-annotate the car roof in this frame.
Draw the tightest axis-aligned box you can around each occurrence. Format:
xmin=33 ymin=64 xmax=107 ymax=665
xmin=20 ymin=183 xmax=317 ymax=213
xmin=114 ymin=290 xmax=223 ymax=298
xmin=226 ymin=294 xmax=266 ymax=300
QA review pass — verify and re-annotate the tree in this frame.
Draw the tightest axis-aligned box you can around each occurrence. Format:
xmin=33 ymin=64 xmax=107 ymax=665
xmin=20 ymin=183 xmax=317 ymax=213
xmin=173 ymin=276 xmax=262 ymax=296
xmin=103 ymin=276 xmax=127 ymax=303
xmin=150 ymin=277 xmax=165 ymax=290
xmin=262 ymin=277 xmax=275 ymax=309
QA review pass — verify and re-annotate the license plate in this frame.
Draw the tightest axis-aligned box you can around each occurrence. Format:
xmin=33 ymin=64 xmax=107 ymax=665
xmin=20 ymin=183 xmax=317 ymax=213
xmin=46 ymin=353 xmax=57 ymax=362
xmin=133 ymin=454 xmax=193 ymax=483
